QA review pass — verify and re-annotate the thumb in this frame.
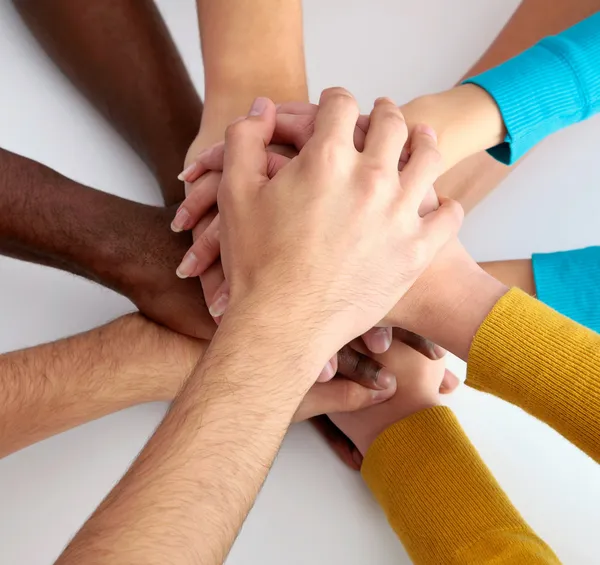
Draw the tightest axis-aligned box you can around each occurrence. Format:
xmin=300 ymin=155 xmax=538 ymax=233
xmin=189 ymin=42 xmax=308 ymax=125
xmin=222 ymin=97 xmax=277 ymax=188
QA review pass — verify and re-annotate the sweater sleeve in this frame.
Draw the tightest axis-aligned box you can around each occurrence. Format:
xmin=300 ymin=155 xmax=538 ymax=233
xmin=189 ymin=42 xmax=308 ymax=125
xmin=362 ymin=406 xmax=560 ymax=564
xmin=532 ymin=246 xmax=600 ymax=333
xmin=467 ymin=288 xmax=600 ymax=462
xmin=463 ymin=12 xmax=600 ymax=165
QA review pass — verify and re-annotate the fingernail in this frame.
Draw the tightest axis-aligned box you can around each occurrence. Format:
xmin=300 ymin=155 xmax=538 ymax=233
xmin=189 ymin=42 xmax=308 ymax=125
xmin=171 ymin=206 xmax=190 ymax=232
xmin=351 ymin=449 xmax=363 ymax=469
xmin=208 ymin=292 xmax=229 ymax=318
xmin=416 ymin=124 xmax=437 ymax=142
xmin=376 ymin=368 xmax=396 ymax=391
xmin=371 ymin=386 xmax=395 ymax=403
xmin=368 ymin=328 xmax=392 ymax=354
xmin=275 ymin=103 xmax=282 ymax=111
xmin=175 ymin=251 xmax=198 ymax=279
xmin=249 ymin=97 xmax=269 ymax=117
xmin=320 ymin=360 xmax=336 ymax=381
xmin=433 ymin=344 xmax=446 ymax=359
xmin=177 ymin=162 xmax=197 ymax=182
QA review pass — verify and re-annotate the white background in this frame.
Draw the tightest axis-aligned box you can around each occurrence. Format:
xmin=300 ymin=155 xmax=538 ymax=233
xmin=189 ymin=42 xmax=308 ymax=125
xmin=1 ymin=0 xmax=599 ymax=563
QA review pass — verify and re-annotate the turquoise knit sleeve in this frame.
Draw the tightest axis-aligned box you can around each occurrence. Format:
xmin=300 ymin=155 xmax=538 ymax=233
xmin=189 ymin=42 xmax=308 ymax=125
xmin=463 ymin=12 xmax=600 ymax=165
xmin=532 ymin=246 xmax=600 ymax=334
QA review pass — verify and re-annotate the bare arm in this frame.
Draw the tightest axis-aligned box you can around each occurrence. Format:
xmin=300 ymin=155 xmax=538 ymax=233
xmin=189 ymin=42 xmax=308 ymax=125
xmin=0 ymin=147 xmax=215 ymax=338
xmin=12 ymin=0 xmax=202 ymax=205
xmin=0 ymin=314 xmax=206 ymax=459
xmin=191 ymin=0 xmax=308 ymax=149
xmin=55 ymin=314 xmax=316 ymax=565
xmin=435 ymin=0 xmax=600 ymax=211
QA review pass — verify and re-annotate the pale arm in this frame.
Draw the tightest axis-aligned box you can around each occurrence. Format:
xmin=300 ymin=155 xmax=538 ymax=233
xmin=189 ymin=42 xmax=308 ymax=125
xmin=0 ymin=314 xmax=206 ymax=459
xmin=55 ymin=314 xmax=319 ymax=565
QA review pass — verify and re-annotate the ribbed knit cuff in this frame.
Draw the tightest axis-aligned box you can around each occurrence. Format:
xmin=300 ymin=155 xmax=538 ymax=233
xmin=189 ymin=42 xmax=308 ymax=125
xmin=467 ymin=288 xmax=600 ymax=462
xmin=533 ymin=246 xmax=600 ymax=333
xmin=464 ymin=42 xmax=583 ymax=165
xmin=362 ymin=406 xmax=556 ymax=564
xmin=463 ymin=12 xmax=600 ymax=165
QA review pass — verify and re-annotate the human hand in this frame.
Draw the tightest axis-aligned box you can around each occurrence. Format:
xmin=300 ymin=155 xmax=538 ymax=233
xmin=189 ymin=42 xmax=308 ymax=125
xmin=212 ymin=90 xmax=463 ymax=387
xmin=328 ymin=339 xmax=457 ymax=459
xmin=112 ymin=203 xmax=216 ymax=340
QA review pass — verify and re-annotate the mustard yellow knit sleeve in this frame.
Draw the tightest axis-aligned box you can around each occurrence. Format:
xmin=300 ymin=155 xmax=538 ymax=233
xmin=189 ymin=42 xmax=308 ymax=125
xmin=467 ymin=288 xmax=600 ymax=462
xmin=362 ymin=406 xmax=559 ymax=564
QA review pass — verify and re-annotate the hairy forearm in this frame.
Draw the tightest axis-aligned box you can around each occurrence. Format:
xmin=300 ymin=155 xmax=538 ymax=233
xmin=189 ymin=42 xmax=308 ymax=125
xmin=57 ymin=314 xmax=315 ymax=565
xmin=435 ymin=0 xmax=600 ymax=210
xmin=197 ymin=0 xmax=308 ymax=141
xmin=0 ymin=314 xmax=205 ymax=459
xmin=13 ymin=0 xmax=201 ymax=205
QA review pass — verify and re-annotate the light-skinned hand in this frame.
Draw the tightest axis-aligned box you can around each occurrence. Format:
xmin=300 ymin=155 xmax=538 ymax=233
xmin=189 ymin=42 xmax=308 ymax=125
xmin=210 ymin=89 xmax=463 ymax=385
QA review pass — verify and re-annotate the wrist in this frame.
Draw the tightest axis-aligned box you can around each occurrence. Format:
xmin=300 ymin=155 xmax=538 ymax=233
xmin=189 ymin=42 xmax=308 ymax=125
xmin=214 ymin=298 xmax=335 ymax=390
xmin=402 ymin=84 xmax=506 ymax=171
xmin=389 ymin=243 xmax=509 ymax=360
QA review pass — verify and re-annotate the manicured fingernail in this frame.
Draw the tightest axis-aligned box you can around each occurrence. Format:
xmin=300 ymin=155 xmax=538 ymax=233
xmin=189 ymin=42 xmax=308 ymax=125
xmin=416 ymin=124 xmax=437 ymax=142
xmin=376 ymin=368 xmax=396 ymax=391
xmin=171 ymin=206 xmax=190 ymax=232
xmin=176 ymin=251 xmax=198 ymax=279
xmin=351 ymin=449 xmax=363 ymax=468
xmin=177 ymin=162 xmax=197 ymax=182
xmin=368 ymin=328 xmax=392 ymax=354
xmin=320 ymin=360 xmax=336 ymax=381
xmin=249 ymin=97 xmax=268 ymax=116
xmin=209 ymin=292 xmax=229 ymax=318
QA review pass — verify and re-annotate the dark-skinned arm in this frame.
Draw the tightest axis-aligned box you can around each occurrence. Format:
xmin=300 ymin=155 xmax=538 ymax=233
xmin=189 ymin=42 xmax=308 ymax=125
xmin=12 ymin=0 xmax=202 ymax=205
xmin=0 ymin=147 xmax=215 ymax=339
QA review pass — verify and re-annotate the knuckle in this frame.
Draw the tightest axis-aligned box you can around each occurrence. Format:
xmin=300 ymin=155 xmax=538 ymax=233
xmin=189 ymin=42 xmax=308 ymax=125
xmin=225 ymin=118 xmax=251 ymax=142
xmin=322 ymin=87 xmax=358 ymax=110
xmin=342 ymin=382 xmax=369 ymax=412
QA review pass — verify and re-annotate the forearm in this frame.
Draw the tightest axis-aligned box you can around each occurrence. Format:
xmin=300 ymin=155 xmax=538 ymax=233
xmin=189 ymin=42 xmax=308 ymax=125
xmin=57 ymin=314 xmax=318 ymax=565
xmin=0 ymin=314 xmax=205 ymax=459
xmin=197 ymin=0 xmax=308 ymax=142
xmin=362 ymin=407 xmax=559 ymax=563
xmin=0 ymin=148 xmax=141 ymax=287
xmin=13 ymin=0 xmax=202 ymax=205
xmin=435 ymin=0 xmax=600 ymax=210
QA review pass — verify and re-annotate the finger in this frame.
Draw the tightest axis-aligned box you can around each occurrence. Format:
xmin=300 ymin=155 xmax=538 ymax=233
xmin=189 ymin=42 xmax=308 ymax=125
xmin=309 ymin=416 xmax=362 ymax=470
xmin=421 ymin=197 xmax=464 ymax=251
xmin=361 ymin=327 xmax=392 ymax=354
xmin=200 ymin=261 xmax=227 ymax=322
xmin=392 ymin=328 xmax=446 ymax=360
xmin=207 ymin=278 xmax=230 ymax=320
xmin=176 ymin=215 xmax=220 ymax=279
xmin=311 ymin=87 xmax=360 ymax=148
xmin=275 ymin=101 xmax=319 ymax=116
xmin=179 ymin=141 xmax=226 ymax=184
xmin=439 ymin=369 xmax=460 ymax=394
xmin=400 ymin=124 xmax=443 ymax=208
xmin=222 ymin=97 xmax=277 ymax=189
xmin=295 ymin=378 xmax=396 ymax=422
xmin=363 ymin=97 xmax=408 ymax=168
xmin=317 ymin=354 xmax=338 ymax=383
xmin=337 ymin=345 xmax=396 ymax=391
xmin=171 ymin=171 xmax=221 ymax=233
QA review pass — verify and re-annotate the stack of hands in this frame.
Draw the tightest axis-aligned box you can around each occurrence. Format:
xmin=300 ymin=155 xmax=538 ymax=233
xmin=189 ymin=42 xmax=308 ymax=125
xmin=168 ymin=88 xmax=497 ymax=466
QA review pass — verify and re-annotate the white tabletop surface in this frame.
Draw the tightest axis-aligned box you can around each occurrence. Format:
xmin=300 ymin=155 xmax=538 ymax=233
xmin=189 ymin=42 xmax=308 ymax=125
xmin=1 ymin=1 xmax=599 ymax=563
